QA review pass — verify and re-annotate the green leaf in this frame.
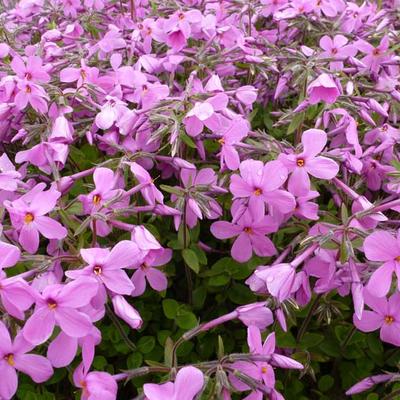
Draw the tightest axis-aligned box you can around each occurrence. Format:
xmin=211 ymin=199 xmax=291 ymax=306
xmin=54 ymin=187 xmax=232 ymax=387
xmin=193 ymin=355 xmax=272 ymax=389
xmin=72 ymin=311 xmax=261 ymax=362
xmin=287 ymin=112 xmax=305 ymax=135
xmin=182 ymin=248 xmax=200 ymax=273
xmin=164 ymin=337 xmax=174 ymax=367
xmin=176 ymin=310 xmax=197 ymax=329
xmin=162 ymin=299 xmax=179 ymax=319
xmin=318 ymin=375 xmax=334 ymax=392
xmin=180 ymin=132 xmax=197 ymax=148
xmin=299 ymin=333 xmax=325 ymax=348
xmin=217 ymin=335 xmax=225 ymax=359
xmin=137 ymin=336 xmax=156 ymax=354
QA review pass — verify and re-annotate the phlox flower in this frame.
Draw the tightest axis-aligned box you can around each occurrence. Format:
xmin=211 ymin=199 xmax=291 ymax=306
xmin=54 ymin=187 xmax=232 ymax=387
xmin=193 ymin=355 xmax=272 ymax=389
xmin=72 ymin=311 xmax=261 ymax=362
xmin=319 ymin=35 xmax=357 ymax=70
xmin=67 ymin=240 xmax=140 ymax=296
xmin=131 ymin=248 xmax=171 ymax=296
xmin=211 ymin=207 xmax=277 ymax=263
xmin=144 ymin=366 xmax=204 ymax=400
xmin=14 ymin=80 xmax=49 ymax=113
xmin=355 ymin=36 xmax=391 ymax=73
xmin=0 ymin=322 xmax=53 ymax=400
xmin=229 ymin=159 xmax=295 ymax=219
xmin=23 ymin=278 xmax=98 ymax=345
xmin=353 ymin=290 xmax=400 ymax=346
xmin=4 ymin=184 xmax=67 ymax=253
xmin=307 ymin=73 xmax=341 ymax=105
xmin=11 ymin=55 xmax=50 ymax=83
xmin=279 ymin=129 xmax=339 ymax=196
xmin=364 ymin=230 xmax=400 ymax=297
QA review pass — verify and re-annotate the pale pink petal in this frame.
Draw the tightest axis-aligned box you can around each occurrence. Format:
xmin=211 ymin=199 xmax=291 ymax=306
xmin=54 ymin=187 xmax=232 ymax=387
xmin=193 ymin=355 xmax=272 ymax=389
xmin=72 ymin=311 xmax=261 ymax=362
xmin=231 ymin=233 xmax=252 ymax=263
xmin=14 ymin=354 xmax=53 ymax=383
xmin=55 ymin=307 xmax=92 ymax=338
xmin=174 ymin=366 xmax=204 ymax=400
xmin=353 ymin=311 xmax=383 ymax=332
xmin=23 ymin=307 xmax=55 ymax=345
xmin=211 ymin=221 xmax=242 ymax=239
xmin=146 ymin=268 xmax=168 ymax=292
xmin=34 ymin=216 xmax=67 ymax=239
xmin=47 ymin=332 xmax=78 ymax=368
xmin=305 ymin=156 xmax=339 ymax=179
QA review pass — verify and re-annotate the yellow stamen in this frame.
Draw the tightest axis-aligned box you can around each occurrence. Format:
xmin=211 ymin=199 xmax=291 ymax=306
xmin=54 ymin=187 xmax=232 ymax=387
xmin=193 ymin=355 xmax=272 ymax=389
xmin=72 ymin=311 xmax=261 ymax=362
xmin=92 ymin=194 xmax=101 ymax=205
xmin=24 ymin=213 xmax=34 ymax=224
xmin=93 ymin=265 xmax=102 ymax=275
xmin=254 ymin=188 xmax=262 ymax=196
xmin=5 ymin=354 xmax=14 ymax=366
xmin=385 ymin=315 xmax=394 ymax=325
xmin=296 ymin=158 xmax=305 ymax=167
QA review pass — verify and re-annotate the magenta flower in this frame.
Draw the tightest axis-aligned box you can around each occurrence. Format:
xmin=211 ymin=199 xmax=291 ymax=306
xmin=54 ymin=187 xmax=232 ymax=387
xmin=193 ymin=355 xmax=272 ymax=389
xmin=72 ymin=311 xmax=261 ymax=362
xmin=11 ymin=55 xmax=50 ymax=83
xmin=211 ymin=209 xmax=277 ymax=263
xmin=23 ymin=278 xmax=98 ymax=345
xmin=229 ymin=159 xmax=295 ymax=219
xmin=67 ymin=241 xmax=139 ymax=295
xmin=4 ymin=184 xmax=67 ymax=253
xmin=60 ymin=60 xmax=99 ymax=87
xmin=355 ymin=36 xmax=391 ymax=73
xmin=319 ymin=35 xmax=357 ymax=71
xmin=131 ymin=248 xmax=171 ymax=296
xmin=279 ymin=129 xmax=339 ymax=196
xmin=0 ymin=322 xmax=53 ymax=400
xmin=353 ymin=291 xmax=400 ymax=346
xmin=307 ymin=73 xmax=341 ymax=105
xmin=364 ymin=230 xmax=400 ymax=297
xmin=144 ymin=366 xmax=204 ymax=400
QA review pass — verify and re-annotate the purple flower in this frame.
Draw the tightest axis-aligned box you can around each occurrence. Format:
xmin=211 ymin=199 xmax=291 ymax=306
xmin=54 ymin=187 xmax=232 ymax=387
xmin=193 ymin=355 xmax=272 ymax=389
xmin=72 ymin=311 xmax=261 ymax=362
xmin=319 ymin=35 xmax=357 ymax=71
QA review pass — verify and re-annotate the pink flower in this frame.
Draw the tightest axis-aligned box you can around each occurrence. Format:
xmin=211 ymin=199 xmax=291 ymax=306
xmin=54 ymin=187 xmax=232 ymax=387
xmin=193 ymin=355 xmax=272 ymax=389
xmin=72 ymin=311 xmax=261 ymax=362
xmin=307 ymin=73 xmax=341 ymax=104
xmin=279 ymin=129 xmax=339 ymax=196
xmin=23 ymin=278 xmax=98 ymax=345
xmin=128 ymin=162 xmax=164 ymax=205
xmin=11 ymin=55 xmax=50 ymax=83
xmin=211 ymin=209 xmax=277 ymax=263
xmin=319 ymin=35 xmax=357 ymax=70
xmin=364 ymin=230 xmax=400 ymax=297
xmin=0 ymin=154 xmax=21 ymax=192
xmin=131 ymin=248 xmax=171 ymax=296
xmin=95 ymin=96 xmax=128 ymax=130
xmin=74 ymin=363 xmax=118 ymax=400
xmin=0 ymin=270 xmax=34 ymax=319
xmin=353 ymin=290 xmax=400 ymax=346
xmin=144 ymin=366 xmax=204 ymax=400
xmin=112 ymin=295 xmax=143 ymax=329
xmin=4 ymin=184 xmax=67 ymax=253
xmin=346 ymin=374 xmax=393 ymax=395
xmin=14 ymin=80 xmax=49 ymax=113
xmin=183 ymin=94 xmax=229 ymax=137
xmin=216 ymin=117 xmax=249 ymax=171
xmin=0 ymin=322 xmax=53 ymax=400
xmin=229 ymin=159 xmax=295 ymax=219
xmin=355 ymin=36 xmax=391 ymax=73
xmin=60 ymin=60 xmax=99 ymax=87
xmin=0 ymin=240 xmax=20 ymax=269
xmin=67 ymin=241 xmax=140 ymax=295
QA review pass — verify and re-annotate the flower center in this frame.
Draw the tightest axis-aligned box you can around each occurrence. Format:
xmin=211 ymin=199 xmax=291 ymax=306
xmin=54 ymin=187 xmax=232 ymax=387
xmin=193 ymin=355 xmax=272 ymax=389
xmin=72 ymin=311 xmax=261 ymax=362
xmin=296 ymin=158 xmax=305 ymax=167
xmin=385 ymin=315 xmax=394 ymax=325
xmin=261 ymin=366 xmax=268 ymax=374
xmin=25 ymin=85 xmax=32 ymax=93
xmin=92 ymin=194 xmax=101 ymax=205
xmin=93 ymin=265 xmax=102 ymax=275
xmin=244 ymin=227 xmax=253 ymax=234
xmin=25 ymin=72 xmax=32 ymax=80
xmin=178 ymin=12 xmax=185 ymax=20
xmin=80 ymin=69 xmax=87 ymax=80
xmin=4 ymin=354 xmax=14 ymax=366
xmin=331 ymin=48 xmax=338 ymax=55
xmin=373 ymin=48 xmax=380 ymax=56
xmin=217 ymin=138 xmax=225 ymax=145
xmin=381 ymin=124 xmax=388 ymax=132
xmin=47 ymin=299 xmax=57 ymax=310
xmin=24 ymin=212 xmax=34 ymax=224
xmin=395 ymin=256 xmax=400 ymax=262
xmin=254 ymin=188 xmax=263 ymax=196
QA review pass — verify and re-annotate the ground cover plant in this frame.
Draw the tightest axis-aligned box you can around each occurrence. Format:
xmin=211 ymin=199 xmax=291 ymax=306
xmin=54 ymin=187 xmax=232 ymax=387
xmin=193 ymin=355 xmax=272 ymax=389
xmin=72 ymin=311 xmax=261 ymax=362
xmin=0 ymin=0 xmax=399 ymax=399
